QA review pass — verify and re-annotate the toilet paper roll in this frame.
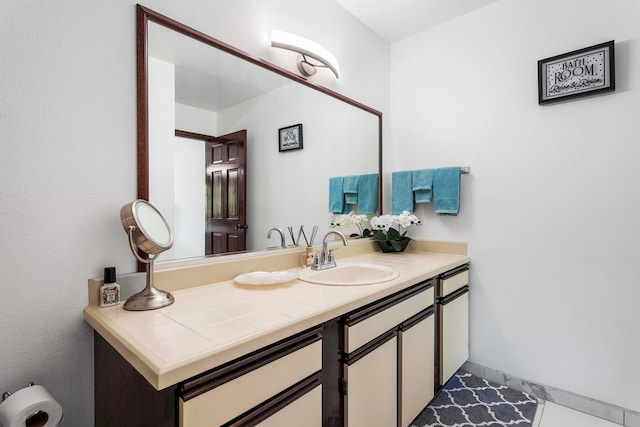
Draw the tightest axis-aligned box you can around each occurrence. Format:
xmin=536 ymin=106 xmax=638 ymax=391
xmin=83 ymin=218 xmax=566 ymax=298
xmin=0 ymin=385 xmax=63 ymax=427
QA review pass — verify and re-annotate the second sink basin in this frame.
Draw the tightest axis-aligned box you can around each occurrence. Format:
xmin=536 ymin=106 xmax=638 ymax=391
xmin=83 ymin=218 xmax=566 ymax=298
xmin=299 ymin=263 xmax=400 ymax=286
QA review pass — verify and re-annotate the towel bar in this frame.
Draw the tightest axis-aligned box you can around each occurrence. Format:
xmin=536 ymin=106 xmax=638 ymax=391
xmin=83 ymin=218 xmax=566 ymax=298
xmin=460 ymin=167 xmax=470 ymax=174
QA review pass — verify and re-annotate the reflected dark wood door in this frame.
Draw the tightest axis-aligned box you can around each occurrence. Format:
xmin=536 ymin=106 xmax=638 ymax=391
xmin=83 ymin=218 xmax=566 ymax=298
xmin=205 ymin=130 xmax=247 ymax=255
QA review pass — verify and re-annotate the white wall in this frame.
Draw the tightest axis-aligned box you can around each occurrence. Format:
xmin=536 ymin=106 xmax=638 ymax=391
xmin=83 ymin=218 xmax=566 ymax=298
xmin=390 ymin=0 xmax=640 ymax=412
xmin=0 ymin=0 xmax=389 ymax=424
xmin=172 ymin=103 xmax=217 ymax=260
xmin=148 ymin=56 xmax=177 ymax=258
xmin=173 ymin=136 xmax=206 ymax=259
xmin=176 ymin=103 xmax=218 ymax=136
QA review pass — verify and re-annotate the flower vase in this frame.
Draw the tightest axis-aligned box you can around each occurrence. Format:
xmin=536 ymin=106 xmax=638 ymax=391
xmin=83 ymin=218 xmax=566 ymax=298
xmin=376 ymin=238 xmax=410 ymax=253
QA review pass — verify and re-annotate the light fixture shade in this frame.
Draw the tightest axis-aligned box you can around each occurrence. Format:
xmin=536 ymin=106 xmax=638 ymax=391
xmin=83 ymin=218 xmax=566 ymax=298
xmin=271 ymin=30 xmax=340 ymax=79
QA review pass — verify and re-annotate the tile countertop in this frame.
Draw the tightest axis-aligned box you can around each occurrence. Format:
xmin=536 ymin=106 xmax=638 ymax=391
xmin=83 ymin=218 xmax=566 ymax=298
xmin=84 ymin=239 xmax=469 ymax=390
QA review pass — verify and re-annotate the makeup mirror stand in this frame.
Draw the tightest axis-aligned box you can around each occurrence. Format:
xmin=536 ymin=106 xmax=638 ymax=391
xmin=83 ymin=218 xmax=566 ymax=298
xmin=120 ymin=199 xmax=175 ymax=311
xmin=123 ymin=225 xmax=175 ymax=311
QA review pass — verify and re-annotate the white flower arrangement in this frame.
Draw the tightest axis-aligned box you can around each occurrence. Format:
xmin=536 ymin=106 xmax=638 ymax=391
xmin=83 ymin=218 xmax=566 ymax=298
xmin=330 ymin=211 xmax=369 ymax=237
xmin=370 ymin=211 xmax=421 ymax=251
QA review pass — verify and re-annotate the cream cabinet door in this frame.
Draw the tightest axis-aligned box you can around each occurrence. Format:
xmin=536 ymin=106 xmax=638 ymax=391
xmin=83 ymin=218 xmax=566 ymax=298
xmin=439 ymin=292 xmax=469 ymax=384
xmin=400 ymin=314 xmax=435 ymax=427
xmin=256 ymin=385 xmax=322 ymax=427
xmin=344 ymin=335 xmax=398 ymax=427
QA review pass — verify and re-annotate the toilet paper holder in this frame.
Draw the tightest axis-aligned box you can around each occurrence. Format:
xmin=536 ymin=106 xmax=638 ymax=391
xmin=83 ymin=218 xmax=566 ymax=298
xmin=2 ymin=382 xmax=35 ymax=401
xmin=1 ymin=382 xmax=61 ymax=427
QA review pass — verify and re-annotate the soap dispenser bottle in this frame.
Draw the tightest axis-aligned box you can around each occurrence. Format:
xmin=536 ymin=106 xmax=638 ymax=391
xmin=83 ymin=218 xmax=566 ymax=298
xmin=99 ymin=267 xmax=120 ymax=307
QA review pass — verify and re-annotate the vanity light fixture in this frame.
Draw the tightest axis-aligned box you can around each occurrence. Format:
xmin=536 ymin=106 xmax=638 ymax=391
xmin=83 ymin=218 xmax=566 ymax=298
xmin=271 ymin=30 xmax=340 ymax=79
xmin=120 ymin=199 xmax=175 ymax=310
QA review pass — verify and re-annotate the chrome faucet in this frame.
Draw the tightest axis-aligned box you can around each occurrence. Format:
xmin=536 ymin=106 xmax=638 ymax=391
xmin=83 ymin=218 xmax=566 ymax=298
xmin=312 ymin=230 xmax=348 ymax=270
xmin=267 ymin=227 xmax=286 ymax=248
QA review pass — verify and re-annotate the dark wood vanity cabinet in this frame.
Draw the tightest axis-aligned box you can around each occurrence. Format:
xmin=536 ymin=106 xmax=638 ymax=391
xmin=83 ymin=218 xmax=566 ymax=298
xmin=93 ymin=265 xmax=469 ymax=427
xmin=95 ymin=327 xmax=323 ymax=427
xmin=94 ymin=333 xmax=177 ymax=427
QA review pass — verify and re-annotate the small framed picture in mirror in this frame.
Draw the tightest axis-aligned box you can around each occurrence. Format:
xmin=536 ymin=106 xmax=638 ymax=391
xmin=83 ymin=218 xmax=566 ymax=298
xmin=278 ymin=124 xmax=303 ymax=152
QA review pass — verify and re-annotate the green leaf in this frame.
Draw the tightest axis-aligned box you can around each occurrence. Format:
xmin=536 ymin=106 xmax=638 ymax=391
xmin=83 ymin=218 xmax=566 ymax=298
xmin=387 ymin=227 xmax=401 ymax=240
xmin=391 ymin=239 xmax=403 ymax=251
xmin=372 ymin=230 xmax=387 ymax=241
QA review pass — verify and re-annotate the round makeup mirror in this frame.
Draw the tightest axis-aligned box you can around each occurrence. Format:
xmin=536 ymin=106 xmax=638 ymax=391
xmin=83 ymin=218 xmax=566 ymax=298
xmin=120 ymin=199 xmax=175 ymax=310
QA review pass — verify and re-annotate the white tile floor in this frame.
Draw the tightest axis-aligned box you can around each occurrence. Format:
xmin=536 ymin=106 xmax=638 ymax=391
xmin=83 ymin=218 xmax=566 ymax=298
xmin=534 ymin=401 xmax=621 ymax=427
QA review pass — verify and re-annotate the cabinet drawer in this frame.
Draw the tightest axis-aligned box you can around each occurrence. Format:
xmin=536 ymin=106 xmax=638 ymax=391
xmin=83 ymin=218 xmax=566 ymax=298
xmin=180 ymin=340 xmax=322 ymax=426
xmin=440 ymin=269 xmax=469 ymax=297
xmin=345 ymin=286 xmax=433 ymax=353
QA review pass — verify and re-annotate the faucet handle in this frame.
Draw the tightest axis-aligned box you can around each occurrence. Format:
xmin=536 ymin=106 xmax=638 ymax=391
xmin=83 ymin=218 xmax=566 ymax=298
xmin=327 ymin=248 xmax=338 ymax=266
xmin=313 ymin=253 xmax=322 ymax=268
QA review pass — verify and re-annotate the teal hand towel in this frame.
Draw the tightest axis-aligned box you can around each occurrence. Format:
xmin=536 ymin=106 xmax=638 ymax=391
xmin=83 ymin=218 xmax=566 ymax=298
xmin=329 ymin=177 xmax=345 ymax=214
xmin=357 ymin=173 xmax=379 ymax=214
xmin=343 ymin=175 xmax=359 ymax=205
xmin=391 ymin=171 xmax=414 ymax=214
xmin=433 ymin=168 xmax=461 ymax=215
xmin=412 ymin=169 xmax=433 ymax=203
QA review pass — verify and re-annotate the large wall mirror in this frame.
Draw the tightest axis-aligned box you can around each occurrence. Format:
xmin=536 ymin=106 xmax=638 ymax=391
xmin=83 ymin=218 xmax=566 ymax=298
xmin=137 ymin=5 xmax=382 ymax=264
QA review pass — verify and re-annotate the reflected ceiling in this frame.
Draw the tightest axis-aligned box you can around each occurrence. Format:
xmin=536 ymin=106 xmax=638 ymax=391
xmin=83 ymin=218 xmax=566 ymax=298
xmin=149 ymin=22 xmax=289 ymax=112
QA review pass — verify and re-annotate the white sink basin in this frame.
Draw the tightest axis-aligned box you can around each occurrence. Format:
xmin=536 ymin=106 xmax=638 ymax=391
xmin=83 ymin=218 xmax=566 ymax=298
xmin=298 ymin=263 xmax=400 ymax=286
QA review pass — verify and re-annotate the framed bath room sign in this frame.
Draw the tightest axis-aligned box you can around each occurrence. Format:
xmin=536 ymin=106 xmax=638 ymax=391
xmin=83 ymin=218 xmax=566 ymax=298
xmin=278 ymin=123 xmax=303 ymax=152
xmin=538 ymin=40 xmax=615 ymax=105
